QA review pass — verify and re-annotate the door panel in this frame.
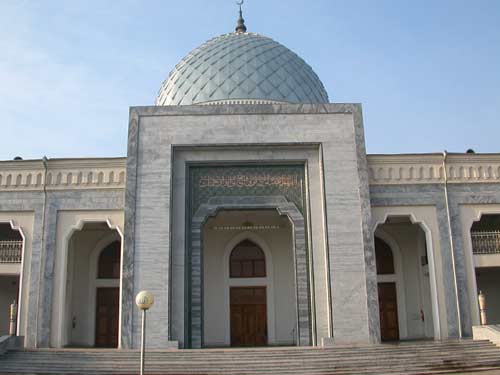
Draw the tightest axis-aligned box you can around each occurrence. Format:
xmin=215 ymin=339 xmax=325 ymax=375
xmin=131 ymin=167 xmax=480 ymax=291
xmin=230 ymin=287 xmax=267 ymax=347
xmin=378 ymin=282 xmax=399 ymax=341
xmin=95 ymin=287 xmax=119 ymax=348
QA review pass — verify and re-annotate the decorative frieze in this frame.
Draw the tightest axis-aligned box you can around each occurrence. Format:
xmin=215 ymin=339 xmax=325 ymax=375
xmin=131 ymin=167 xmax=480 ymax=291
xmin=0 ymin=158 xmax=126 ymax=191
xmin=212 ymin=225 xmax=280 ymax=231
xmin=189 ymin=165 xmax=306 ymax=214
xmin=2 ymin=153 xmax=500 ymax=191
xmin=368 ymin=153 xmax=500 ymax=185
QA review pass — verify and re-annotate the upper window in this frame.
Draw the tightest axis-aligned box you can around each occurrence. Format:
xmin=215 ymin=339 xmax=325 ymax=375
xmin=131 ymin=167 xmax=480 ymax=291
xmin=98 ymin=241 xmax=121 ymax=279
xmin=375 ymin=237 xmax=395 ymax=275
xmin=230 ymin=240 xmax=266 ymax=278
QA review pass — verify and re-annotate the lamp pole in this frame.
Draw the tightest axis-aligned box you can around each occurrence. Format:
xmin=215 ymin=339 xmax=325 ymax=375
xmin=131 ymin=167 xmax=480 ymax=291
xmin=135 ymin=291 xmax=154 ymax=375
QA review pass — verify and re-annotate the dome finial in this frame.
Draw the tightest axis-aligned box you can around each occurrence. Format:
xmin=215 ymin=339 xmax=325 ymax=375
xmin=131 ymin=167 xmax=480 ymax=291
xmin=235 ymin=0 xmax=247 ymax=33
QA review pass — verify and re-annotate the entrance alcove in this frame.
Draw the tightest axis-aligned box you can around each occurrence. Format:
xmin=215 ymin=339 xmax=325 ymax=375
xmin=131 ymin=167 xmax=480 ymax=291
xmin=0 ymin=223 xmax=23 ymax=336
xmin=374 ymin=216 xmax=436 ymax=341
xmin=470 ymin=214 xmax=500 ymax=324
xmin=63 ymin=222 xmax=121 ymax=348
xmin=202 ymin=209 xmax=297 ymax=347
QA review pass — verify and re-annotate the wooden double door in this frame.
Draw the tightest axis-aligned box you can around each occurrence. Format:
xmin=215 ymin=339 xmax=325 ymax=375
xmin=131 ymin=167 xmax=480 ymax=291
xmin=230 ymin=287 xmax=268 ymax=347
xmin=95 ymin=287 xmax=119 ymax=348
xmin=378 ymin=282 xmax=399 ymax=341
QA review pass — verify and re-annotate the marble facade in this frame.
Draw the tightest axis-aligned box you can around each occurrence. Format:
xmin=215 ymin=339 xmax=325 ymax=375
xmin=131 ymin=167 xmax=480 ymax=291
xmin=1 ymin=122 xmax=500 ymax=348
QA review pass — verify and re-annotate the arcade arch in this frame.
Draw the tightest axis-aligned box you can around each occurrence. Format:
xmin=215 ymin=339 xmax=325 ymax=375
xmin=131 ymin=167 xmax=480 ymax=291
xmin=203 ymin=210 xmax=297 ymax=347
xmin=470 ymin=214 xmax=500 ymax=324
xmin=0 ymin=223 xmax=23 ymax=336
xmin=374 ymin=216 xmax=436 ymax=341
xmin=59 ymin=222 xmax=122 ymax=348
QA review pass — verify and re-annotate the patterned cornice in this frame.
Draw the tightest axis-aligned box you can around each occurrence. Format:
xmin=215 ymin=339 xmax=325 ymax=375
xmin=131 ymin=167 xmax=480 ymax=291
xmin=368 ymin=153 xmax=500 ymax=185
xmin=0 ymin=158 xmax=126 ymax=191
xmin=1 ymin=153 xmax=500 ymax=191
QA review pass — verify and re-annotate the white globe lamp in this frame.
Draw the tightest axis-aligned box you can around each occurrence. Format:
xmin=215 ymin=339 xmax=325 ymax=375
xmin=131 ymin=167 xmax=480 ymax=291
xmin=136 ymin=291 xmax=154 ymax=375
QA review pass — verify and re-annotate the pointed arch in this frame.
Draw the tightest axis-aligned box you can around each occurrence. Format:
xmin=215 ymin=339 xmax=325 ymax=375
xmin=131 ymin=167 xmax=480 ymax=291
xmin=221 ymin=231 xmax=276 ymax=346
xmin=229 ymin=239 xmax=266 ymax=278
xmin=374 ymin=229 xmax=408 ymax=339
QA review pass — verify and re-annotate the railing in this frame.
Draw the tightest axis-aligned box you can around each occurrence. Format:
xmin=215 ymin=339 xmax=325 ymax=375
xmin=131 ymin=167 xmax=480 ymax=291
xmin=471 ymin=231 xmax=500 ymax=255
xmin=0 ymin=241 xmax=23 ymax=263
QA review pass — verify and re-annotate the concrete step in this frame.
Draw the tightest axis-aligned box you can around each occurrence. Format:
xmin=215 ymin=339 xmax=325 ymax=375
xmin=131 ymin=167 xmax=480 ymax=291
xmin=4 ymin=348 xmax=500 ymax=361
xmin=8 ymin=342 xmax=497 ymax=360
xmin=11 ymin=340 xmax=494 ymax=354
xmin=5 ymin=350 xmax=498 ymax=365
xmin=1 ymin=340 xmax=499 ymax=375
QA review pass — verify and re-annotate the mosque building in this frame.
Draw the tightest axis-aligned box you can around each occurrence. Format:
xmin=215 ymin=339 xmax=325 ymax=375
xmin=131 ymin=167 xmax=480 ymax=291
xmin=1 ymin=7 xmax=500 ymax=351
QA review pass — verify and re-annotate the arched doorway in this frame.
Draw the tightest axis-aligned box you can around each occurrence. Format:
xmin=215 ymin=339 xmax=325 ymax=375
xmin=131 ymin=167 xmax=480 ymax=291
xmin=94 ymin=241 xmax=120 ymax=348
xmin=374 ymin=216 xmax=436 ymax=341
xmin=375 ymin=237 xmax=400 ymax=341
xmin=470 ymin=214 xmax=500 ymax=324
xmin=229 ymin=240 xmax=268 ymax=347
xmin=0 ymin=223 xmax=23 ymax=336
xmin=201 ymin=209 xmax=297 ymax=348
xmin=62 ymin=222 xmax=122 ymax=348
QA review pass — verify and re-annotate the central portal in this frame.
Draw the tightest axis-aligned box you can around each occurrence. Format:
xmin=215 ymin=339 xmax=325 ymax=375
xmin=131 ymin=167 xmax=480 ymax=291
xmin=230 ymin=287 xmax=267 ymax=346
xmin=202 ymin=209 xmax=298 ymax=347
xmin=187 ymin=164 xmax=312 ymax=348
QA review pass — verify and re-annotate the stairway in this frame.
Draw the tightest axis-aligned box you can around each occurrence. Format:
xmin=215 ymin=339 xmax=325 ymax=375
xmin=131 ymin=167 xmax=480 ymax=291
xmin=1 ymin=340 xmax=500 ymax=375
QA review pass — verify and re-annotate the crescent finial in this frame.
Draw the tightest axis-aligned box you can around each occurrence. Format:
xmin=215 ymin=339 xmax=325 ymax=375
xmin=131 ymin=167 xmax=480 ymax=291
xmin=235 ymin=0 xmax=247 ymax=33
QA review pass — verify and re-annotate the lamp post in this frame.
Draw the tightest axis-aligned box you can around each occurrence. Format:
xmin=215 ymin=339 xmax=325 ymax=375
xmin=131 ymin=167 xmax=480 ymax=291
xmin=135 ymin=291 xmax=154 ymax=375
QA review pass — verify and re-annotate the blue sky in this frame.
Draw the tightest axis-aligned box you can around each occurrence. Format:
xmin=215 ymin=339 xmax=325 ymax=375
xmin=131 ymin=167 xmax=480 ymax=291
xmin=1 ymin=0 xmax=499 ymax=160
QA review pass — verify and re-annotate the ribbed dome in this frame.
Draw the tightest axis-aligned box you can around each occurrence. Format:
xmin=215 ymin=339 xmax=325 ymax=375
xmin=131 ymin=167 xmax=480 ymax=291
xmin=156 ymin=32 xmax=329 ymax=106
